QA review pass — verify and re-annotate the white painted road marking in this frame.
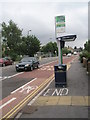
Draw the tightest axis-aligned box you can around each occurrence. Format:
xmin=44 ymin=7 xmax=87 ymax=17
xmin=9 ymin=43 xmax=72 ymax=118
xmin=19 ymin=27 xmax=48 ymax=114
xmin=38 ymin=66 xmax=54 ymax=71
xmin=0 ymin=60 xmax=57 ymax=81
xmin=28 ymin=78 xmax=54 ymax=105
xmin=52 ymin=88 xmax=68 ymax=96
xmin=19 ymin=85 xmax=38 ymax=94
xmin=11 ymin=78 xmax=37 ymax=94
xmin=43 ymin=88 xmax=69 ymax=96
xmin=0 ymin=98 xmax=16 ymax=109
xmin=43 ymin=89 xmax=51 ymax=96
xmin=0 ymin=72 xmax=24 ymax=81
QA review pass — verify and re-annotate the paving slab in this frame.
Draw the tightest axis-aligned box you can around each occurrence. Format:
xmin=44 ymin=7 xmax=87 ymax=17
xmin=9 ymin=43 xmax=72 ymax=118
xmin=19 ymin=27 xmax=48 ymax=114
xmin=45 ymin=96 xmax=59 ymax=105
xmin=71 ymin=96 xmax=86 ymax=106
xmin=58 ymin=96 xmax=71 ymax=105
xmin=19 ymin=57 xmax=89 ymax=118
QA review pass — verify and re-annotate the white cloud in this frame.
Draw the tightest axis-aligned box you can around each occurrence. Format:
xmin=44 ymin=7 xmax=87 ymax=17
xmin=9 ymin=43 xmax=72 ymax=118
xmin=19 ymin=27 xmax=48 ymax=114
xmin=0 ymin=1 xmax=88 ymax=47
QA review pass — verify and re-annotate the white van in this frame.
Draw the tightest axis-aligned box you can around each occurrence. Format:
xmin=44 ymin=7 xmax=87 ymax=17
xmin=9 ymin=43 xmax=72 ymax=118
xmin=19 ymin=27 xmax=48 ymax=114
xmin=74 ymin=52 xmax=77 ymax=55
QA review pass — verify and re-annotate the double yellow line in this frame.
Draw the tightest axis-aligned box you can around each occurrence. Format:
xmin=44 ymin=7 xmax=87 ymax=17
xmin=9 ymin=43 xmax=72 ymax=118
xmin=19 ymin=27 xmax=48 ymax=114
xmin=2 ymin=63 xmax=71 ymax=119
xmin=1 ymin=74 xmax=54 ymax=119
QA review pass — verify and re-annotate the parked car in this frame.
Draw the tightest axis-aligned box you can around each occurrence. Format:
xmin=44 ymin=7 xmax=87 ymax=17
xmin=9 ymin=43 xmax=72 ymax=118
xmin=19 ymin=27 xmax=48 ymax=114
xmin=0 ymin=57 xmax=13 ymax=67
xmin=67 ymin=53 xmax=72 ymax=57
xmin=15 ymin=57 xmax=39 ymax=72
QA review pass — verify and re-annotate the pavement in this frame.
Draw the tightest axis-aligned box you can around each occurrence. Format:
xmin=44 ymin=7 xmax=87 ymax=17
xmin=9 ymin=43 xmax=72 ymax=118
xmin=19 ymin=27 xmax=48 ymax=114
xmin=16 ymin=57 xmax=89 ymax=119
xmin=1 ymin=56 xmax=77 ymax=119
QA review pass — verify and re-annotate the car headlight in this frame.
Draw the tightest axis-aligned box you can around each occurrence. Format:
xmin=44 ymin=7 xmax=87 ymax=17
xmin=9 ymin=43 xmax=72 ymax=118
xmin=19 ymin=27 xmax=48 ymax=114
xmin=16 ymin=65 xmax=19 ymax=67
xmin=25 ymin=64 xmax=30 ymax=67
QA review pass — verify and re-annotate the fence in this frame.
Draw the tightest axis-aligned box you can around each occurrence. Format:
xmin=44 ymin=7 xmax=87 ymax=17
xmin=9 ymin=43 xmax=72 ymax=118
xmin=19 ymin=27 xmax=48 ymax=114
xmin=83 ymin=57 xmax=90 ymax=74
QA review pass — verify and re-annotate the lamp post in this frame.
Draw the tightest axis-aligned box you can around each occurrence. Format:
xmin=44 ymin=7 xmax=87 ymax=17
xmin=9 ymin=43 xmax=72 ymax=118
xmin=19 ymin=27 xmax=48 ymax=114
xmin=49 ymin=38 xmax=52 ymax=57
xmin=28 ymin=30 xmax=32 ymax=36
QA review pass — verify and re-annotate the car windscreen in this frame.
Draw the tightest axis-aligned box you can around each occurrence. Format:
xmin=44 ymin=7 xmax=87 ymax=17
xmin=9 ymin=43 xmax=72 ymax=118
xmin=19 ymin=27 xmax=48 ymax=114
xmin=21 ymin=58 xmax=33 ymax=62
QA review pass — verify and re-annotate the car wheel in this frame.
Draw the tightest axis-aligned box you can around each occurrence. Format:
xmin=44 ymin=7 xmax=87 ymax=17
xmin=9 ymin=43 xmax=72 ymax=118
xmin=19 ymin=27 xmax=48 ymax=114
xmin=37 ymin=64 xmax=39 ymax=68
xmin=30 ymin=66 xmax=33 ymax=71
xmin=2 ymin=63 xmax=5 ymax=67
xmin=16 ymin=69 xmax=19 ymax=72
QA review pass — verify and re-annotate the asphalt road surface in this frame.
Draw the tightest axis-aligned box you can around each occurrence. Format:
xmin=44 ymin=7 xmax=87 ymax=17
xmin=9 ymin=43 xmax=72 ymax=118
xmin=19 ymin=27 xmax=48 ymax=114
xmin=1 ymin=57 xmax=58 ymax=77
xmin=0 ymin=55 xmax=78 ymax=119
xmin=20 ymin=57 xmax=89 ymax=119
xmin=0 ymin=57 xmax=58 ymax=99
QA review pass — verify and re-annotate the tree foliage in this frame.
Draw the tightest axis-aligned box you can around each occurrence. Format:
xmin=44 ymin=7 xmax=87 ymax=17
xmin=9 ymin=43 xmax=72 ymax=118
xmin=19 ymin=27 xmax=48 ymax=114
xmin=21 ymin=35 xmax=40 ymax=57
xmin=2 ymin=20 xmax=41 ymax=60
xmin=74 ymin=46 xmax=77 ymax=49
xmin=41 ymin=42 xmax=58 ymax=55
xmin=2 ymin=20 xmax=22 ymax=53
xmin=62 ymin=47 xmax=69 ymax=54
xmin=2 ymin=20 xmax=22 ymax=60
xmin=84 ymin=40 xmax=90 ymax=52
xmin=79 ymin=40 xmax=90 ymax=62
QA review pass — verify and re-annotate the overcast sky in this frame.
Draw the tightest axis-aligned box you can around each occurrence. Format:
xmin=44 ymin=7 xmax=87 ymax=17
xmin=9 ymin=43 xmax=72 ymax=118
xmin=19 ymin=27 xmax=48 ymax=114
xmin=0 ymin=0 xmax=89 ymax=48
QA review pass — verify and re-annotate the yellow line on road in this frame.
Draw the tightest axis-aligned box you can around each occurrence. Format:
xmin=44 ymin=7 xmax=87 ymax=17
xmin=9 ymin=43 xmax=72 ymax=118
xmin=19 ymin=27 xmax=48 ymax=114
xmin=2 ymin=63 xmax=71 ymax=119
xmin=2 ymin=75 xmax=54 ymax=119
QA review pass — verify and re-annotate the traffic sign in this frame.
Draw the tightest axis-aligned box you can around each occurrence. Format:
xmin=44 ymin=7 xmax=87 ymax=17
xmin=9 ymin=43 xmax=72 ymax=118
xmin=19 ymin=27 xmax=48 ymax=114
xmin=55 ymin=15 xmax=65 ymax=38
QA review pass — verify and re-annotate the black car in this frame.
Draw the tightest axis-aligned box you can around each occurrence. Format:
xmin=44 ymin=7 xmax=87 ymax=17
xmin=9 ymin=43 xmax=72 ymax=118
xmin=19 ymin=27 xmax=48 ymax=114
xmin=15 ymin=57 xmax=39 ymax=72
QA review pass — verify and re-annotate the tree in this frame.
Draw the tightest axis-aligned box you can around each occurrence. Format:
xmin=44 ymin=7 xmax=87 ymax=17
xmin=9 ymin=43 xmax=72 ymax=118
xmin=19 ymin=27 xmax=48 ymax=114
xmin=1 ymin=20 xmax=41 ymax=60
xmin=62 ymin=47 xmax=69 ymax=54
xmin=74 ymin=46 xmax=77 ymax=49
xmin=21 ymin=35 xmax=40 ymax=57
xmin=41 ymin=42 xmax=58 ymax=55
xmin=79 ymin=47 xmax=83 ymax=52
xmin=84 ymin=40 xmax=90 ymax=52
xmin=79 ymin=40 xmax=90 ymax=62
xmin=2 ymin=20 xmax=22 ymax=60
xmin=52 ymin=42 xmax=58 ymax=54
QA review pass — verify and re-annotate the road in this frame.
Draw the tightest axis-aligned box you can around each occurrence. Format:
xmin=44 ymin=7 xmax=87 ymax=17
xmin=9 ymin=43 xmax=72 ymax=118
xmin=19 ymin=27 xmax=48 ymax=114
xmin=1 ymin=57 xmax=58 ymax=78
xmin=20 ymin=56 xmax=88 ymax=119
xmin=1 ymin=57 xmax=58 ymax=99
xmin=0 ymin=56 xmax=77 ymax=119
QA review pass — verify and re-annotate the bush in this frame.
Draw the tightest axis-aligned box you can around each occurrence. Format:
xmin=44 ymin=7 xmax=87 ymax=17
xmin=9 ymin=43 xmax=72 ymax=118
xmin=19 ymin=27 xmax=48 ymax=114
xmin=62 ymin=47 xmax=70 ymax=55
xmin=79 ymin=53 xmax=84 ymax=63
xmin=10 ymin=52 xmax=18 ymax=61
xmin=79 ymin=50 xmax=90 ymax=63
xmin=15 ymin=55 xmax=22 ymax=61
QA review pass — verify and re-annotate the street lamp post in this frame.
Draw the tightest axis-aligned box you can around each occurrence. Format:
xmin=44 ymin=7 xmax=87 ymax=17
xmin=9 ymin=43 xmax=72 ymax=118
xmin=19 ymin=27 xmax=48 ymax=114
xmin=49 ymin=38 xmax=52 ymax=57
xmin=28 ymin=30 xmax=32 ymax=36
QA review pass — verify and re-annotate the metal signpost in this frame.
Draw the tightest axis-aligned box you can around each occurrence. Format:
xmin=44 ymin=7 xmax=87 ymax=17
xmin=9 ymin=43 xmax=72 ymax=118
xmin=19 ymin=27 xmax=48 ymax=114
xmin=55 ymin=15 xmax=77 ymax=87
xmin=55 ymin=15 xmax=65 ymax=64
